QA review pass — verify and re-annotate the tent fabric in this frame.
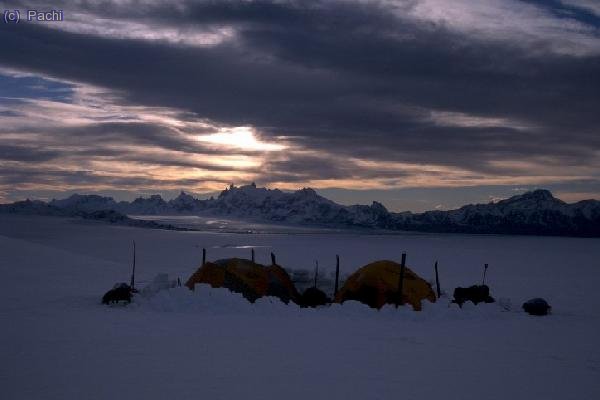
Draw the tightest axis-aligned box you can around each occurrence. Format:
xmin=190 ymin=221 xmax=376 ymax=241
xmin=185 ymin=258 xmax=300 ymax=304
xmin=334 ymin=260 xmax=436 ymax=311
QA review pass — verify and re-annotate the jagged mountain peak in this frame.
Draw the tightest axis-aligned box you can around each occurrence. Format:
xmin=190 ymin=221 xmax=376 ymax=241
xmin=174 ymin=191 xmax=194 ymax=200
xmin=53 ymin=193 xmax=114 ymax=202
xmin=512 ymin=189 xmax=555 ymax=201
xmin=296 ymin=187 xmax=317 ymax=196
xmin=49 ymin=193 xmax=117 ymax=211
xmin=133 ymin=193 xmax=164 ymax=201
xmin=529 ymin=189 xmax=554 ymax=199
xmin=5 ymin=185 xmax=599 ymax=236
xmin=169 ymin=191 xmax=202 ymax=212
xmin=497 ymin=189 xmax=565 ymax=209
xmin=371 ymin=201 xmax=388 ymax=213
xmin=218 ymin=183 xmax=284 ymax=201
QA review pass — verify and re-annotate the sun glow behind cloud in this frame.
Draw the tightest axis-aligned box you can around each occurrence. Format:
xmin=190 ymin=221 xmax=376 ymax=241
xmin=0 ymin=73 xmax=289 ymax=199
xmin=196 ymin=127 xmax=287 ymax=152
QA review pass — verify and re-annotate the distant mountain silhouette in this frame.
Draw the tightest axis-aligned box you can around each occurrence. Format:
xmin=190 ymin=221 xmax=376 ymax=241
xmin=2 ymin=185 xmax=599 ymax=237
xmin=0 ymin=198 xmax=185 ymax=231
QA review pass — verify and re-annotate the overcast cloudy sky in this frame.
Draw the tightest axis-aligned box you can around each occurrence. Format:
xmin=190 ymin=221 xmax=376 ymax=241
xmin=0 ymin=0 xmax=599 ymax=211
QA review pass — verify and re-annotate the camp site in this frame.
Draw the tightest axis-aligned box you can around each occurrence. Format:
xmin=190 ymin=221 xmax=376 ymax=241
xmin=2 ymin=1 xmax=600 ymax=398
xmin=2 ymin=214 xmax=599 ymax=400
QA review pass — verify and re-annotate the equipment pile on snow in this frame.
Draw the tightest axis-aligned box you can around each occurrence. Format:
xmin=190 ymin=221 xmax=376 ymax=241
xmin=522 ymin=298 xmax=551 ymax=316
xmin=102 ymin=283 xmax=132 ymax=305
xmin=334 ymin=260 xmax=436 ymax=311
xmin=299 ymin=287 xmax=330 ymax=308
xmin=452 ymin=285 xmax=495 ymax=307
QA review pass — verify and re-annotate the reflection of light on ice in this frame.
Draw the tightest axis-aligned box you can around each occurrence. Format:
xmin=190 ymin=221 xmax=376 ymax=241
xmin=212 ymin=245 xmax=272 ymax=249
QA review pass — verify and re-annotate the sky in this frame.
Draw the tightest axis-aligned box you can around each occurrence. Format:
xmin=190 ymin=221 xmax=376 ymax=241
xmin=0 ymin=0 xmax=599 ymax=212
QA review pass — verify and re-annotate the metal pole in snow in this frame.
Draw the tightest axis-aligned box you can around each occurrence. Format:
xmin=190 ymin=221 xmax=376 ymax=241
xmin=482 ymin=263 xmax=489 ymax=285
xmin=397 ymin=252 xmax=406 ymax=306
xmin=271 ymin=252 xmax=276 ymax=266
xmin=251 ymin=248 xmax=255 ymax=263
xmin=314 ymin=260 xmax=319 ymax=288
xmin=130 ymin=240 xmax=136 ymax=289
xmin=202 ymin=247 xmax=206 ymax=266
xmin=434 ymin=261 xmax=441 ymax=298
xmin=334 ymin=255 xmax=340 ymax=298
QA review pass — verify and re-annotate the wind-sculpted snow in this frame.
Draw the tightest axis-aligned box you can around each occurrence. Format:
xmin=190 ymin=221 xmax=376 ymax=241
xmin=133 ymin=283 xmax=506 ymax=322
xmin=3 ymin=185 xmax=600 ymax=236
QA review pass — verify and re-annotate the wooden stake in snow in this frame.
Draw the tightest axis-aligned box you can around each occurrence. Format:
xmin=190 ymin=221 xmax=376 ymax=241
xmin=130 ymin=240 xmax=136 ymax=289
xmin=202 ymin=248 xmax=206 ymax=266
xmin=251 ymin=248 xmax=255 ymax=263
xmin=271 ymin=252 xmax=276 ymax=266
xmin=482 ymin=263 xmax=489 ymax=285
xmin=314 ymin=260 xmax=319 ymax=288
xmin=397 ymin=252 xmax=406 ymax=306
xmin=334 ymin=254 xmax=340 ymax=298
xmin=434 ymin=260 xmax=441 ymax=298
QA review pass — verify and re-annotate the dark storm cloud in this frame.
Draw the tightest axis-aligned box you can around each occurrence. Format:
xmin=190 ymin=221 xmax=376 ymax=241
xmin=0 ymin=144 xmax=61 ymax=162
xmin=1 ymin=0 xmax=599 ymax=187
xmin=259 ymin=154 xmax=358 ymax=183
xmin=260 ymin=153 xmax=414 ymax=184
xmin=0 ymin=167 xmax=106 ymax=186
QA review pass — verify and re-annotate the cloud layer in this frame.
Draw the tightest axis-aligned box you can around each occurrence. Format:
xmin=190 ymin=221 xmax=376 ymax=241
xmin=0 ymin=0 xmax=599 ymax=208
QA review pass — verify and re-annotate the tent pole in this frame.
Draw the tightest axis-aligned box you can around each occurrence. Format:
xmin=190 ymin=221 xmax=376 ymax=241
xmin=397 ymin=252 xmax=406 ymax=307
xmin=482 ymin=263 xmax=488 ymax=285
xmin=334 ymin=255 xmax=340 ymax=299
xmin=130 ymin=240 xmax=136 ymax=289
xmin=434 ymin=260 xmax=441 ymax=298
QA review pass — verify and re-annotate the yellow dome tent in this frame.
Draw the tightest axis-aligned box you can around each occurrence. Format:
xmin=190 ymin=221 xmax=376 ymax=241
xmin=334 ymin=260 xmax=436 ymax=311
xmin=185 ymin=257 xmax=300 ymax=304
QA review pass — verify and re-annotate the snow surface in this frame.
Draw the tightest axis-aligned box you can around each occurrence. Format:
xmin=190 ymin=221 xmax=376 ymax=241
xmin=1 ymin=214 xmax=600 ymax=400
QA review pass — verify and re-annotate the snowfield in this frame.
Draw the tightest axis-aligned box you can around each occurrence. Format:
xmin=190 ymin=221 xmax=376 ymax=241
xmin=1 ymin=214 xmax=599 ymax=400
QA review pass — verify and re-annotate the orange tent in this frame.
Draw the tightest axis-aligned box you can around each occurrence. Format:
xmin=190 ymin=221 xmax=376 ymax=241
xmin=335 ymin=260 xmax=436 ymax=311
xmin=185 ymin=258 xmax=300 ymax=304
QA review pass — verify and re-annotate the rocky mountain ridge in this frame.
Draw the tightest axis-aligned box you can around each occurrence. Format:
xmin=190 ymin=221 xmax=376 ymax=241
xmin=2 ymin=184 xmax=599 ymax=236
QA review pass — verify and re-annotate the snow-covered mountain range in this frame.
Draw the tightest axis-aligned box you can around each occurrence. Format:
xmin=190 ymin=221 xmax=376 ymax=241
xmin=398 ymin=189 xmax=600 ymax=236
xmin=2 ymin=184 xmax=599 ymax=236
